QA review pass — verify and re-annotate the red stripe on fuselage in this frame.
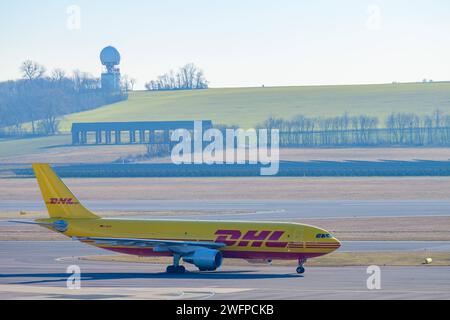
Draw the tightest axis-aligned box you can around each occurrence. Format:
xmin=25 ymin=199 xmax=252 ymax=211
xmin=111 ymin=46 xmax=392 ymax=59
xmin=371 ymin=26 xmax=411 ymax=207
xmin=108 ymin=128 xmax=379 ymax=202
xmin=97 ymin=245 xmax=330 ymax=260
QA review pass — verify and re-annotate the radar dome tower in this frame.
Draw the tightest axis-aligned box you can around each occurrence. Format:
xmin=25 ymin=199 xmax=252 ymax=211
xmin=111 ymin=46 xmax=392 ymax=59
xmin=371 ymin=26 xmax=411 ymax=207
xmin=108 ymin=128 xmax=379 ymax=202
xmin=100 ymin=46 xmax=121 ymax=93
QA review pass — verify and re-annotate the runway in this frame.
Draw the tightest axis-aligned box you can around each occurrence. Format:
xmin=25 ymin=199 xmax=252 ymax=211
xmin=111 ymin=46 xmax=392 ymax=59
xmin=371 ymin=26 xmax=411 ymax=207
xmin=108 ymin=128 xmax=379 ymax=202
xmin=2 ymin=200 xmax=450 ymax=219
xmin=2 ymin=200 xmax=450 ymax=300
xmin=1 ymin=241 xmax=450 ymax=300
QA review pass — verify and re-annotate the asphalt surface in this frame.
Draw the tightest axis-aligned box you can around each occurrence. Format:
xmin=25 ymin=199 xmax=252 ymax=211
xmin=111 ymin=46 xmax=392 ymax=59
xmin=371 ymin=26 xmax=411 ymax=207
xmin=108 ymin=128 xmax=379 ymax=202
xmin=1 ymin=241 xmax=450 ymax=300
xmin=2 ymin=199 xmax=450 ymax=300
xmin=340 ymin=241 xmax=450 ymax=252
xmin=3 ymin=200 xmax=450 ymax=219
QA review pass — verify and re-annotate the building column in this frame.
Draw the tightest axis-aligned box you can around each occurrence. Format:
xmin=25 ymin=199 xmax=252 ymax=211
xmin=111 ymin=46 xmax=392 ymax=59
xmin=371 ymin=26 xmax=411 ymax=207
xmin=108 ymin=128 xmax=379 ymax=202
xmin=105 ymin=131 xmax=111 ymax=144
xmin=81 ymin=131 xmax=87 ymax=144
xmin=165 ymin=130 xmax=172 ymax=144
xmin=96 ymin=130 xmax=102 ymax=144
xmin=115 ymin=130 xmax=121 ymax=144
xmin=129 ymin=130 xmax=136 ymax=143
xmin=72 ymin=130 xmax=80 ymax=145
xmin=148 ymin=130 xmax=155 ymax=143
xmin=139 ymin=130 xmax=145 ymax=143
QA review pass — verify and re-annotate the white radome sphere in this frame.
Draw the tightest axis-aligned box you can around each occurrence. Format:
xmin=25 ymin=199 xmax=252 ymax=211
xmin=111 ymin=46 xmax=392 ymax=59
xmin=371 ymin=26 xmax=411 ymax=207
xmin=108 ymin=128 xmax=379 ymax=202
xmin=100 ymin=46 xmax=121 ymax=66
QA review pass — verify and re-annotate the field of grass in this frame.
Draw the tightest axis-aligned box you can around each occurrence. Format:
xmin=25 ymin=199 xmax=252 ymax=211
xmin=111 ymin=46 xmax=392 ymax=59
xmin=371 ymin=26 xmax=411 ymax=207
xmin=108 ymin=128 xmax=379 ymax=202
xmin=0 ymin=141 xmax=145 ymax=165
xmin=3 ymin=82 xmax=449 ymax=160
xmin=0 ymin=135 xmax=71 ymax=159
xmin=59 ymin=82 xmax=450 ymax=131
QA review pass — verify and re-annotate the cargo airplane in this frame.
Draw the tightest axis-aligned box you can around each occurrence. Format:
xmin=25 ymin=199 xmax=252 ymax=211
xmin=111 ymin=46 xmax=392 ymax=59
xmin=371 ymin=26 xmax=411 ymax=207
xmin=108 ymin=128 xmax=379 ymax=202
xmin=12 ymin=164 xmax=341 ymax=274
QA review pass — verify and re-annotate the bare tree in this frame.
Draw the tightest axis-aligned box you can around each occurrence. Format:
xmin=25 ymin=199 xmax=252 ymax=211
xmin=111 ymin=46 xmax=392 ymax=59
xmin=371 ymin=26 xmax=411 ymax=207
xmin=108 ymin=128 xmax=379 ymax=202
xmin=121 ymin=74 xmax=130 ymax=91
xmin=0 ymin=61 xmax=127 ymax=137
xmin=51 ymin=68 xmax=66 ymax=82
xmin=129 ymin=78 xmax=136 ymax=91
xmin=21 ymin=60 xmax=46 ymax=80
xmin=145 ymin=63 xmax=208 ymax=91
xmin=20 ymin=61 xmax=46 ymax=133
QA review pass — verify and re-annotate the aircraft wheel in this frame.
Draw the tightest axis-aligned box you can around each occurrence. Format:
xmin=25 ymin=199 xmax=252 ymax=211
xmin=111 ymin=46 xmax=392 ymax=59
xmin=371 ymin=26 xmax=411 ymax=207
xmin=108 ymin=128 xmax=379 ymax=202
xmin=166 ymin=265 xmax=175 ymax=273
xmin=167 ymin=265 xmax=186 ymax=274
xmin=296 ymin=266 xmax=305 ymax=274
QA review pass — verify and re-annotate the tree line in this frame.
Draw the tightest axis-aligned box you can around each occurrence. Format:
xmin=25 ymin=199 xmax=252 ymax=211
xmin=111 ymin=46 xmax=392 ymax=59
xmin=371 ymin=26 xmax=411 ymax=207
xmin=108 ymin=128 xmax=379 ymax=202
xmin=145 ymin=63 xmax=208 ymax=91
xmin=0 ymin=60 xmax=128 ymax=136
xmin=257 ymin=111 xmax=450 ymax=147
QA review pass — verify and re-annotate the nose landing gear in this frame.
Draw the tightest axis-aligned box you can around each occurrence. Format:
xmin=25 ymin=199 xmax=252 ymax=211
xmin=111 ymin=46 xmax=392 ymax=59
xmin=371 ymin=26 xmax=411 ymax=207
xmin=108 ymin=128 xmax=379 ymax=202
xmin=296 ymin=258 xmax=307 ymax=274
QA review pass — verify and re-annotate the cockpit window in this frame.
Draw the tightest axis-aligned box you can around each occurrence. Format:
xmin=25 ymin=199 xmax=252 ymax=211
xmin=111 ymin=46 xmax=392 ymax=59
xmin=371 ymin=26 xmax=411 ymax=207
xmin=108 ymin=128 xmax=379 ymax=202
xmin=316 ymin=233 xmax=332 ymax=239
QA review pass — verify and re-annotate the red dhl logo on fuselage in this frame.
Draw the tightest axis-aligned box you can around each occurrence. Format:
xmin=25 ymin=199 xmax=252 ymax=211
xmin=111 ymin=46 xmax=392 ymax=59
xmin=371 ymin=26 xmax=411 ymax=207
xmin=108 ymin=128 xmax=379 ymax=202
xmin=215 ymin=230 xmax=288 ymax=248
xmin=46 ymin=198 xmax=78 ymax=205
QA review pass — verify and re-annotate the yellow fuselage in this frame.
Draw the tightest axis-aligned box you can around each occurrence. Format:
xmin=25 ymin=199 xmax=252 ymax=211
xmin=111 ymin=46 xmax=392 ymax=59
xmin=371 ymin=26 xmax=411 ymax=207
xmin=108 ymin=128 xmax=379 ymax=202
xmin=39 ymin=218 xmax=341 ymax=261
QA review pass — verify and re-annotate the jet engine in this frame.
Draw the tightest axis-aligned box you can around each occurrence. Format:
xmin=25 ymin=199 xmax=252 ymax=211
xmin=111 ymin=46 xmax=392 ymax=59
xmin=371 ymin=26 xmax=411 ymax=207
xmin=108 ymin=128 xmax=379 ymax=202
xmin=183 ymin=248 xmax=223 ymax=271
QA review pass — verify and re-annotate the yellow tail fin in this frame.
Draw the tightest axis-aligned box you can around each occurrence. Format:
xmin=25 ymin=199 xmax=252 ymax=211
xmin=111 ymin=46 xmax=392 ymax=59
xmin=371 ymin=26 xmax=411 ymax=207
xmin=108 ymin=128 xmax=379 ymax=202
xmin=32 ymin=164 xmax=99 ymax=219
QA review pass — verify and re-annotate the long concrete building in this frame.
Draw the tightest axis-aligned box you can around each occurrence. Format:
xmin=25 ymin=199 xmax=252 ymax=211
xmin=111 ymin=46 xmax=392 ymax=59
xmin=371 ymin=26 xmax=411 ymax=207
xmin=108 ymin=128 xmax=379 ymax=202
xmin=71 ymin=121 xmax=213 ymax=145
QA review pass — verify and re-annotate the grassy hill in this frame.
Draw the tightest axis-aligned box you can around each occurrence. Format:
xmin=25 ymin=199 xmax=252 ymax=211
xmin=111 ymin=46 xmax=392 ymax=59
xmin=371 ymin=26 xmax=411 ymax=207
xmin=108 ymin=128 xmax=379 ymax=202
xmin=0 ymin=135 xmax=71 ymax=159
xmin=59 ymin=82 xmax=450 ymax=131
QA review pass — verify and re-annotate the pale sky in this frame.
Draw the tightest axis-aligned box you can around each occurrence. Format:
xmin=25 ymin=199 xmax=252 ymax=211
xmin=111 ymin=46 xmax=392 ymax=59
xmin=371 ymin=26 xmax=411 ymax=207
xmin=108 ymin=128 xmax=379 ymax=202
xmin=1 ymin=0 xmax=449 ymax=88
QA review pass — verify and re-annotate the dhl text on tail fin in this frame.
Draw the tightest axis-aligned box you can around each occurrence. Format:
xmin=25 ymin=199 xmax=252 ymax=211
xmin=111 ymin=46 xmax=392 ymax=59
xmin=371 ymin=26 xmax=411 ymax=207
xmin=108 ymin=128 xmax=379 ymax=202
xmin=32 ymin=164 xmax=98 ymax=219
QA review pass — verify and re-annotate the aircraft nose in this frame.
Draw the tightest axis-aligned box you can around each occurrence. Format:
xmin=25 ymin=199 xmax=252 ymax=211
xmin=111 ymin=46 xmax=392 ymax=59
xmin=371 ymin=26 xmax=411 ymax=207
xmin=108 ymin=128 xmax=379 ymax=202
xmin=332 ymin=237 xmax=341 ymax=251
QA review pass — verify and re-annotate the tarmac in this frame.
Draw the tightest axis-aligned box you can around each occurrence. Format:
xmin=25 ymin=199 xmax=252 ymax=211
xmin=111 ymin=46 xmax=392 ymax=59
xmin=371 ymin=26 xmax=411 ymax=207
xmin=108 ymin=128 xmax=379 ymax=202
xmin=0 ymin=241 xmax=449 ymax=300
xmin=1 ymin=200 xmax=450 ymax=300
xmin=2 ymin=200 xmax=450 ymax=219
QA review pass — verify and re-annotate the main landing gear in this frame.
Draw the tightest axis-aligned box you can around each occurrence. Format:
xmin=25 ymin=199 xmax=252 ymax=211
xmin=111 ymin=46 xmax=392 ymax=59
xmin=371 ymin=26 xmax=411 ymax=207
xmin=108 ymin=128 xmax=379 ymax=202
xmin=166 ymin=254 xmax=186 ymax=274
xmin=296 ymin=258 xmax=307 ymax=274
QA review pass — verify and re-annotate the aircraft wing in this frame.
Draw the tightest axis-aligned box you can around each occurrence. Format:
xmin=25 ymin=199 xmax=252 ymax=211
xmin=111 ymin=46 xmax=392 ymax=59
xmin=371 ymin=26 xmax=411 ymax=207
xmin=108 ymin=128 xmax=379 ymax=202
xmin=74 ymin=236 xmax=226 ymax=251
xmin=9 ymin=220 xmax=53 ymax=226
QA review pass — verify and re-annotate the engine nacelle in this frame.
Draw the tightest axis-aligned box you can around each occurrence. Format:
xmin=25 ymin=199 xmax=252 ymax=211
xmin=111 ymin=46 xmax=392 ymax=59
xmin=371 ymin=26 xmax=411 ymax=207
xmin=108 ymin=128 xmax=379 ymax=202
xmin=183 ymin=248 xmax=223 ymax=271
